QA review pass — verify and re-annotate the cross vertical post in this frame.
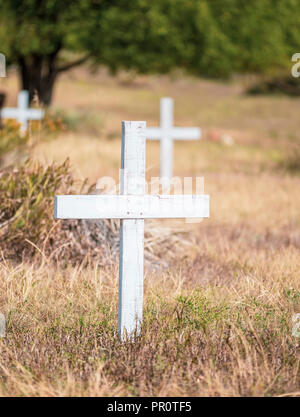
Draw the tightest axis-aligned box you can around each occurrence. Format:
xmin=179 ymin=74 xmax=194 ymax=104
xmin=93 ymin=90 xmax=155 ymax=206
xmin=18 ymin=90 xmax=29 ymax=132
xmin=118 ymin=121 xmax=146 ymax=340
xmin=160 ymin=98 xmax=173 ymax=180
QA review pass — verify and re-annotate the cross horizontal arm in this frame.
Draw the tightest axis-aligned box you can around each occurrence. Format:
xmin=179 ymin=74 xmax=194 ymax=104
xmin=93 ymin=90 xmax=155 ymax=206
xmin=1 ymin=108 xmax=44 ymax=119
xmin=54 ymin=194 xmax=209 ymax=219
xmin=170 ymin=127 xmax=201 ymax=140
xmin=145 ymin=128 xmax=163 ymax=139
xmin=146 ymin=127 xmax=201 ymax=140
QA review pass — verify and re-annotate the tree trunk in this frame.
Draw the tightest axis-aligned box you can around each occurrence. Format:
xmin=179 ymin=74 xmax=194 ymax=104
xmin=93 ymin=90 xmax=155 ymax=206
xmin=17 ymin=51 xmax=91 ymax=106
xmin=18 ymin=53 xmax=59 ymax=106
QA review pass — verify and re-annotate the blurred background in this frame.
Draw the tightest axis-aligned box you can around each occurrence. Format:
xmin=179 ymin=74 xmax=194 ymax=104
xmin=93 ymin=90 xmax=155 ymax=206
xmin=1 ymin=0 xmax=300 ymax=173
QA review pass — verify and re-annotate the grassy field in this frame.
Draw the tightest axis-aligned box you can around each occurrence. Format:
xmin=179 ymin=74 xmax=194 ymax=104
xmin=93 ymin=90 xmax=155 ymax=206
xmin=0 ymin=69 xmax=299 ymax=396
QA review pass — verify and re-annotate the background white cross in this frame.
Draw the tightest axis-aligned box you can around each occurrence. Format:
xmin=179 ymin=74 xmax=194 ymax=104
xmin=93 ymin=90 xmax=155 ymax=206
xmin=0 ymin=90 xmax=44 ymax=132
xmin=55 ymin=121 xmax=209 ymax=340
xmin=146 ymin=97 xmax=201 ymax=180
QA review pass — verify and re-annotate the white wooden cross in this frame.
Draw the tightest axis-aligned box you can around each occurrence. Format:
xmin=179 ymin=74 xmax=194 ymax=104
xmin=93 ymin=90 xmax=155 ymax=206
xmin=54 ymin=121 xmax=209 ymax=340
xmin=146 ymin=97 xmax=201 ymax=180
xmin=0 ymin=90 xmax=44 ymax=132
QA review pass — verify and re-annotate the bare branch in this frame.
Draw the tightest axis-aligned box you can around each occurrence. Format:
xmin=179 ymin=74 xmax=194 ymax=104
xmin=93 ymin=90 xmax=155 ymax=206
xmin=56 ymin=54 xmax=91 ymax=73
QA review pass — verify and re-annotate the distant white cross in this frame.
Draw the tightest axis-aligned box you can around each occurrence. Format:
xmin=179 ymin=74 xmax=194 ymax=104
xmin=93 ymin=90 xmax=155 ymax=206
xmin=146 ymin=97 xmax=201 ymax=180
xmin=55 ymin=121 xmax=209 ymax=341
xmin=1 ymin=90 xmax=44 ymax=132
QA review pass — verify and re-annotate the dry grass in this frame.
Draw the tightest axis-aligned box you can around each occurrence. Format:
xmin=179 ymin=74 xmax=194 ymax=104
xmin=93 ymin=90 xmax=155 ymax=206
xmin=0 ymin=235 xmax=299 ymax=396
xmin=0 ymin=69 xmax=299 ymax=396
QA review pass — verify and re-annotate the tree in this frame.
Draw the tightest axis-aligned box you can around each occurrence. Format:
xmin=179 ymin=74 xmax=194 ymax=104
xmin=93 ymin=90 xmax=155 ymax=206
xmin=0 ymin=0 xmax=106 ymax=105
xmin=0 ymin=0 xmax=299 ymax=105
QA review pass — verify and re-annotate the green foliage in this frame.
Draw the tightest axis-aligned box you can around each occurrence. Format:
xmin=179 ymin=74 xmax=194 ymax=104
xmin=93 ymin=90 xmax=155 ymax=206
xmin=1 ymin=0 xmax=299 ymax=101
xmin=175 ymin=292 xmax=228 ymax=333
xmin=284 ymin=288 xmax=300 ymax=302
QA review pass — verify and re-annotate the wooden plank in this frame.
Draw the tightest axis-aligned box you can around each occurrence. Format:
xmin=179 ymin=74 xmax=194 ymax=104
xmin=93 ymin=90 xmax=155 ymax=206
xmin=54 ymin=194 xmax=210 ymax=219
xmin=119 ymin=218 xmax=144 ymax=339
xmin=119 ymin=121 xmax=146 ymax=340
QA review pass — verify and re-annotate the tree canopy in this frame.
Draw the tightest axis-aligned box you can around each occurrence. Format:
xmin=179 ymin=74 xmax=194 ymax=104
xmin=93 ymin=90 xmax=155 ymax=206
xmin=0 ymin=0 xmax=299 ymax=104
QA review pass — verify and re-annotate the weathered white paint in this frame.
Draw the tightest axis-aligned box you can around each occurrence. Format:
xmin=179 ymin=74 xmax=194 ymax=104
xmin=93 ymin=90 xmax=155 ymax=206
xmin=54 ymin=194 xmax=209 ymax=219
xmin=55 ymin=121 xmax=210 ymax=341
xmin=1 ymin=90 xmax=44 ymax=132
xmin=119 ymin=121 xmax=145 ymax=340
xmin=146 ymin=98 xmax=201 ymax=179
